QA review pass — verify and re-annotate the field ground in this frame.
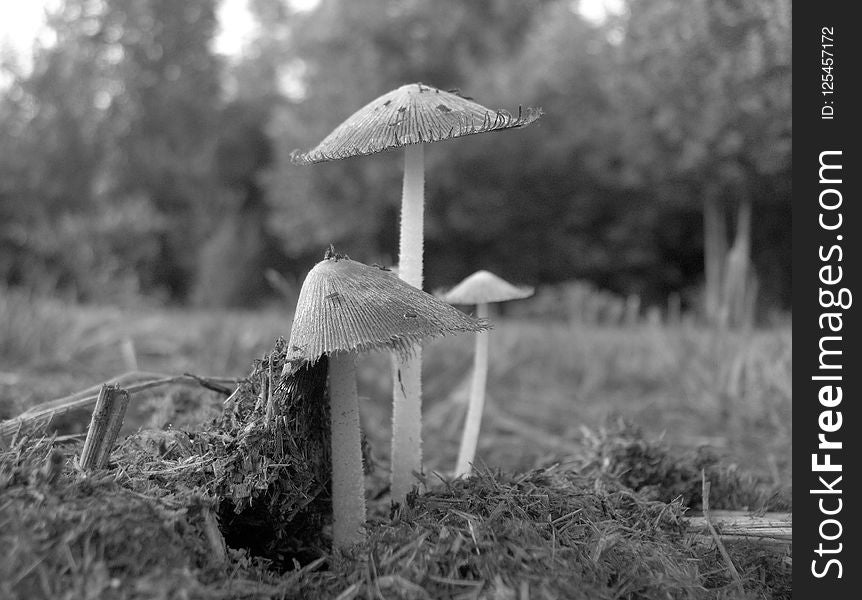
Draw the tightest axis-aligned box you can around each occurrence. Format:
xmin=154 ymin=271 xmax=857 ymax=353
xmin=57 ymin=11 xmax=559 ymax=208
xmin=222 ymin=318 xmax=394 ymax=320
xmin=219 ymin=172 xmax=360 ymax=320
xmin=0 ymin=289 xmax=792 ymax=598
xmin=1 ymin=289 xmax=792 ymax=487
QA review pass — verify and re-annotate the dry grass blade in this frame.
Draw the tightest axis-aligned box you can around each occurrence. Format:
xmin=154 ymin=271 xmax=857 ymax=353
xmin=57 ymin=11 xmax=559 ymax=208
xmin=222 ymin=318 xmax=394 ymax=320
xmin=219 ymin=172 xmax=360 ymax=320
xmin=701 ymin=470 xmax=744 ymax=593
xmin=201 ymin=506 xmax=227 ymax=564
xmin=333 ymin=583 xmax=361 ymax=600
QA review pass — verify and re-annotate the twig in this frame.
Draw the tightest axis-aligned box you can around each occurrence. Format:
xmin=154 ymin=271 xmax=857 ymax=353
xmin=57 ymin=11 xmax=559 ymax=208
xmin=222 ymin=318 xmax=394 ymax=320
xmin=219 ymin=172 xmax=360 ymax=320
xmin=685 ymin=511 xmax=792 ymax=546
xmin=182 ymin=372 xmax=234 ymax=396
xmin=1 ymin=371 xmax=239 ymax=440
xmin=97 ymin=384 xmax=130 ymax=467
xmin=78 ymin=384 xmax=129 ymax=470
xmin=264 ymin=352 xmax=275 ymax=429
xmin=701 ymin=470 xmax=744 ymax=593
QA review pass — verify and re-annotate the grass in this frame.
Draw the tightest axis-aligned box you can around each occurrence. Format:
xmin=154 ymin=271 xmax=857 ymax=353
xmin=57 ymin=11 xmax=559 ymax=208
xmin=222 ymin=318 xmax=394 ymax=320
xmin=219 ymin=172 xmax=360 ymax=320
xmin=0 ymin=288 xmax=792 ymax=598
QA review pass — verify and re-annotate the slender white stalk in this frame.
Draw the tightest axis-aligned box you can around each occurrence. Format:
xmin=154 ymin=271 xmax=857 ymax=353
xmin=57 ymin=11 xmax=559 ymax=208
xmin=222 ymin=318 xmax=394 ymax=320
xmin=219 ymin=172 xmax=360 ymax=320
xmin=398 ymin=144 xmax=425 ymax=289
xmin=454 ymin=302 xmax=490 ymax=477
xmin=390 ymin=350 xmax=423 ymax=500
xmin=328 ymin=352 xmax=366 ymax=548
xmin=391 ymin=143 xmax=426 ymax=503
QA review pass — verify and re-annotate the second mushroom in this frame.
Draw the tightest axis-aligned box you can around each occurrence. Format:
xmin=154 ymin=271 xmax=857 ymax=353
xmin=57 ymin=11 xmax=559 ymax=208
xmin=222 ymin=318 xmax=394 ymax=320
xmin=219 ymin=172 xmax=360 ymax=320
xmin=440 ymin=270 xmax=534 ymax=477
xmin=286 ymin=252 xmax=488 ymax=549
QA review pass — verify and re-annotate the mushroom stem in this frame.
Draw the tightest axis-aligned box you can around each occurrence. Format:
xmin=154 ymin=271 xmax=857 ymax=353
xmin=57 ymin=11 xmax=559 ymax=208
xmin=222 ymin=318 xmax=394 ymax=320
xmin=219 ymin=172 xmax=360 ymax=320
xmin=328 ymin=352 xmax=367 ymax=548
xmin=390 ymin=349 xmax=423 ymax=501
xmin=398 ymin=143 xmax=425 ymax=289
xmin=454 ymin=302 xmax=490 ymax=477
xmin=390 ymin=142 xmax=426 ymax=503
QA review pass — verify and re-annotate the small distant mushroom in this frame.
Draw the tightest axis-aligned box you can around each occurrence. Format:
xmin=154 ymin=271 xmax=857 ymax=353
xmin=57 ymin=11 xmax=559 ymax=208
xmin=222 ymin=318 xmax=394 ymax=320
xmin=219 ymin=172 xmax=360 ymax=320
xmin=291 ymin=83 xmax=541 ymax=502
xmin=286 ymin=252 xmax=488 ymax=548
xmin=440 ymin=270 xmax=534 ymax=477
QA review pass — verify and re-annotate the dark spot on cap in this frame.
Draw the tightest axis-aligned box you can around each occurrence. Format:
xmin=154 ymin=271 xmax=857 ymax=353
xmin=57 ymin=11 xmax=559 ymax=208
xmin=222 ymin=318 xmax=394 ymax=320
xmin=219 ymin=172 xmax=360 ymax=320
xmin=436 ymin=104 xmax=452 ymax=113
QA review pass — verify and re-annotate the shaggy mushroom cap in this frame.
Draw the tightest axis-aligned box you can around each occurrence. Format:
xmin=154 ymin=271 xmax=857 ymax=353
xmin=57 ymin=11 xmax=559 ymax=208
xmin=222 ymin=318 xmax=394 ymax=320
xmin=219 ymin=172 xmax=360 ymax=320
xmin=440 ymin=270 xmax=535 ymax=306
xmin=290 ymin=83 xmax=542 ymax=165
xmin=287 ymin=257 xmax=490 ymax=362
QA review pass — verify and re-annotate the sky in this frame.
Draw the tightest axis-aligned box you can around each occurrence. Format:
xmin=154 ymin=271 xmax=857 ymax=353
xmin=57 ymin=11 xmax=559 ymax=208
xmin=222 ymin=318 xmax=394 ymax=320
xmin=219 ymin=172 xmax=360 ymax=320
xmin=0 ymin=0 xmax=272 ymax=61
xmin=0 ymin=1 xmax=57 ymax=57
xmin=1 ymin=0 xmax=620 ymax=67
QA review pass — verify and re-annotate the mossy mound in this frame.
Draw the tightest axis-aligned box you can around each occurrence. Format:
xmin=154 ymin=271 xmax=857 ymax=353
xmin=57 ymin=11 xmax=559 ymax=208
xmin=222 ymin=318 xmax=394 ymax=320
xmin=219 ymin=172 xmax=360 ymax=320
xmin=577 ymin=419 xmax=791 ymax=512
xmin=114 ymin=339 xmax=333 ymax=570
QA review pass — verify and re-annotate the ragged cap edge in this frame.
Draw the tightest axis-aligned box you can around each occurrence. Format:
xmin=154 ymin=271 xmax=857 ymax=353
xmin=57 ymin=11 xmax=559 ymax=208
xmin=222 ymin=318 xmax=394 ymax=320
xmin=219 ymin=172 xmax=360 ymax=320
xmin=287 ymin=257 xmax=491 ymax=366
xmin=439 ymin=270 xmax=535 ymax=305
xmin=290 ymin=83 xmax=542 ymax=165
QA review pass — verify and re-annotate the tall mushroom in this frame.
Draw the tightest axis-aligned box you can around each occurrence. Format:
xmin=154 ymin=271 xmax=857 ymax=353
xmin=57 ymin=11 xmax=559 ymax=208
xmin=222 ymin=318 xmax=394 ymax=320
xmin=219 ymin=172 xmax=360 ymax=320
xmin=439 ymin=270 xmax=534 ymax=477
xmin=291 ymin=83 xmax=541 ymax=501
xmin=286 ymin=251 xmax=488 ymax=548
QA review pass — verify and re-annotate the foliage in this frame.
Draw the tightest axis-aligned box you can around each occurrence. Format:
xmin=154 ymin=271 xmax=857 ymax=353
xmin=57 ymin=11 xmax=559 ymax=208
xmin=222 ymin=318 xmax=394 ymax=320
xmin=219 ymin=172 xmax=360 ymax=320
xmin=0 ymin=0 xmax=791 ymax=314
xmin=603 ymin=0 xmax=792 ymax=319
xmin=1 ymin=0 xmax=224 ymax=301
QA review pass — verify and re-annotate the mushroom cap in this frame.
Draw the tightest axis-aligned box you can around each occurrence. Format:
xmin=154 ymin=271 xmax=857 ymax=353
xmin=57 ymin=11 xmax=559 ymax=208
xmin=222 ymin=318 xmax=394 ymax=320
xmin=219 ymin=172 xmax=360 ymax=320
xmin=288 ymin=257 xmax=490 ymax=362
xmin=439 ymin=270 xmax=535 ymax=305
xmin=291 ymin=83 xmax=542 ymax=165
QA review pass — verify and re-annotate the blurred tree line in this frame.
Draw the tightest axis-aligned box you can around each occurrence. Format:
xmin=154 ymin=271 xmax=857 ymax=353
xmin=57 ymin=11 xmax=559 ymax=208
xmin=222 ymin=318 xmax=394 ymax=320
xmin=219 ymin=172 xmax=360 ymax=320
xmin=0 ymin=0 xmax=791 ymax=321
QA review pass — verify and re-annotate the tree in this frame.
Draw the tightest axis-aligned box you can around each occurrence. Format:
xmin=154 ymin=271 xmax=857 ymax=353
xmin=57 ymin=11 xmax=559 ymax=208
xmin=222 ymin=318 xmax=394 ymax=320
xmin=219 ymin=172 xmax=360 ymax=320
xmin=191 ymin=99 xmax=288 ymax=307
xmin=98 ymin=0 xmax=224 ymax=298
xmin=606 ymin=0 xmax=791 ymax=323
xmin=0 ymin=0 xmax=225 ymax=301
xmin=0 ymin=2 xmax=112 ymax=294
